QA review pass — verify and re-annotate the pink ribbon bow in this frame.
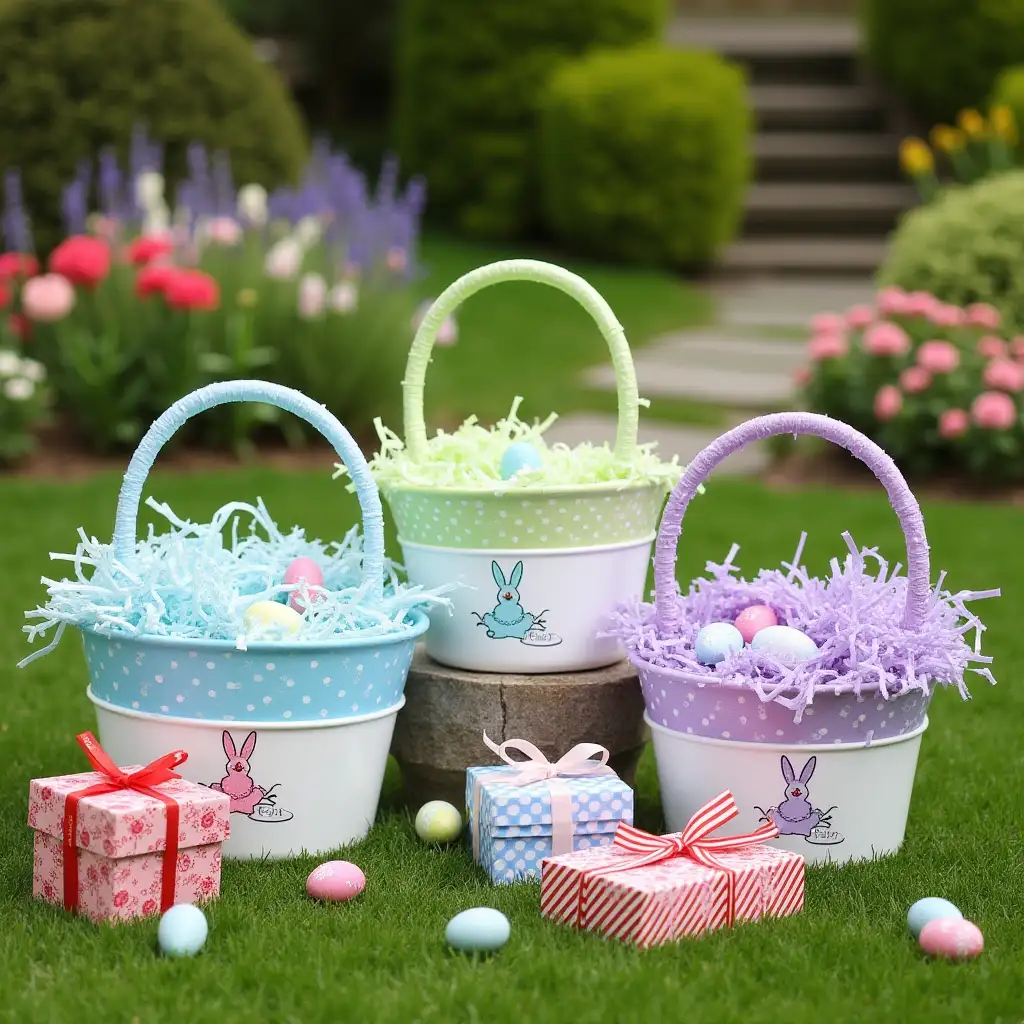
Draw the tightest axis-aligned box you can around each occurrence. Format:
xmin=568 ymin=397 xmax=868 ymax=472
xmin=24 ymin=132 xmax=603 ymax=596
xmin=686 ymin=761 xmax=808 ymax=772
xmin=471 ymin=733 xmax=616 ymax=860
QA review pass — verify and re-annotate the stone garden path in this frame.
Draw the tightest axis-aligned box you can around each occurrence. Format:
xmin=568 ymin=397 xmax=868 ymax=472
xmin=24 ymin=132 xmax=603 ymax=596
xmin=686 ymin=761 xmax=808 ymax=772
xmin=545 ymin=277 xmax=875 ymax=476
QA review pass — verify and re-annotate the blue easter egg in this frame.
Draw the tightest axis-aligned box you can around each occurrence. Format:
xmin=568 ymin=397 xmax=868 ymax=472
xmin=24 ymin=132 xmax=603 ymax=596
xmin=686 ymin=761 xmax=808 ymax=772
xmin=749 ymin=624 xmax=819 ymax=662
xmin=694 ymin=622 xmax=744 ymax=666
xmin=445 ymin=907 xmax=511 ymax=953
xmin=499 ymin=441 xmax=543 ymax=480
xmin=907 ymin=897 xmax=963 ymax=939
xmin=157 ymin=903 xmax=209 ymax=958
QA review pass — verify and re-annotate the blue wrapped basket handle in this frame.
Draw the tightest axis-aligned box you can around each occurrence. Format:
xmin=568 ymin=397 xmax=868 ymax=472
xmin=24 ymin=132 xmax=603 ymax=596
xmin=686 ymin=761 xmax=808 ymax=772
xmin=112 ymin=380 xmax=386 ymax=602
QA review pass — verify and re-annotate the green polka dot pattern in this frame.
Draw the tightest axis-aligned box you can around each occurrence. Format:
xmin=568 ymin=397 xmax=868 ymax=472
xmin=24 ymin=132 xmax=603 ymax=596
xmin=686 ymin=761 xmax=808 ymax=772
xmin=382 ymin=484 xmax=667 ymax=548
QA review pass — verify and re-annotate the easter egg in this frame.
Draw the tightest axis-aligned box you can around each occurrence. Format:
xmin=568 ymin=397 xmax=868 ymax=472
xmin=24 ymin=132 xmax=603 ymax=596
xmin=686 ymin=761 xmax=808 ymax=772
xmin=750 ymin=624 xmax=818 ymax=663
xmin=734 ymin=604 xmax=778 ymax=644
xmin=243 ymin=599 xmax=303 ymax=638
xmin=907 ymin=897 xmax=963 ymax=938
xmin=919 ymin=917 xmax=984 ymax=960
xmin=414 ymin=800 xmax=464 ymax=844
xmin=305 ymin=860 xmax=366 ymax=902
xmin=694 ymin=622 xmax=744 ymax=666
xmin=445 ymin=907 xmax=511 ymax=954
xmin=499 ymin=441 xmax=543 ymax=480
xmin=157 ymin=903 xmax=208 ymax=958
xmin=284 ymin=556 xmax=325 ymax=612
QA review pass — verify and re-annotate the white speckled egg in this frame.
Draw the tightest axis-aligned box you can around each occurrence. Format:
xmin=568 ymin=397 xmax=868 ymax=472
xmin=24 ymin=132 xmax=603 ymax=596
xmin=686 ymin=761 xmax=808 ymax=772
xmin=415 ymin=800 xmax=464 ymax=844
xmin=749 ymin=624 xmax=819 ymax=662
xmin=445 ymin=907 xmax=510 ymax=953
xmin=243 ymin=600 xmax=303 ymax=638
xmin=157 ymin=903 xmax=208 ymax=957
xmin=694 ymin=622 xmax=744 ymax=666
xmin=499 ymin=441 xmax=543 ymax=480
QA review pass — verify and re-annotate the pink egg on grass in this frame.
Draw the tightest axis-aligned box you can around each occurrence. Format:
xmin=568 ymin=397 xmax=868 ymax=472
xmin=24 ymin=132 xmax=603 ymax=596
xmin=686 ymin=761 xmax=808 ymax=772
xmin=306 ymin=860 xmax=366 ymax=902
xmin=285 ymin=556 xmax=325 ymax=612
xmin=734 ymin=604 xmax=778 ymax=644
xmin=919 ymin=917 xmax=984 ymax=960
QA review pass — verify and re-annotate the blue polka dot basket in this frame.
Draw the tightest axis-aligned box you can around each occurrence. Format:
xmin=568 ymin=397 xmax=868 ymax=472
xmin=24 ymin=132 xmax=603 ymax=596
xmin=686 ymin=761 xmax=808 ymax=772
xmin=76 ymin=381 xmax=430 ymax=724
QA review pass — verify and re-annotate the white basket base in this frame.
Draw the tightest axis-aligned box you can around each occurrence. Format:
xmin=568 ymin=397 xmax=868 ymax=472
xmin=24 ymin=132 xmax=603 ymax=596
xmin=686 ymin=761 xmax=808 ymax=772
xmin=648 ymin=714 xmax=927 ymax=867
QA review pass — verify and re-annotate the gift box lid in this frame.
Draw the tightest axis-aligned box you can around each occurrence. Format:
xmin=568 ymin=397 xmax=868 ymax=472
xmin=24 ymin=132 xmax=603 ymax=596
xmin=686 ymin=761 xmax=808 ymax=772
xmin=466 ymin=764 xmax=633 ymax=838
xmin=28 ymin=768 xmax=230 ymax=859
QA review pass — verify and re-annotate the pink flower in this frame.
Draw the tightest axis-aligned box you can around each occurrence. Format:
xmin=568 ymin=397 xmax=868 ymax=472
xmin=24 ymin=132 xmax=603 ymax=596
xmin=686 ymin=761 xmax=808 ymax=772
xmin=385 ymin=247 xmax=408 ymax=273
xmin=845 ymin=304 xmax=875 ymax=329
xmin=876 ymin=287 xmax=908 ymax=317
xmin=810 ymin=313 xmax=844 ymax=334
xmin=916 ymin=339 xmax=960 ymax=374
xmin=863 ymin=322 xmax=910 ymax=357
xmin=899 ymin=366 xmax=932 ymax=393
xmin=205 ymin=216 xmax=242 ymax=246
xmin=938 ymin=408 xmax=970 ymax=439
xmin=966 ymin=303 xmax=1002 ymax=329
xmin=971 ymin=390 xmax=1017 ymax=429
xmin=874 ymin=384 xmax=903 ymax=421
xmin=794 ymin=367 xmax=812 ymax=387
xmin=129 ymin=819 xmax=144 ymax=835
xmin=21 ymin=273 xmax=75 ymax=322
xmin=807 ymin=332 xmax=848 ymax=360
xmin=142 ymin=899 xmax=157 ymax=916
xmin=926 ymin=303 xmax=963 ymax=327
xmin=983 ymin=358 xmax=1024 ymax=392
xmin=977 ymin=335 xmax=1008 ymax=359
xmin=201 ymin=811 xmax=216 ymax=829
xmin=903 ymin=291 xmax=939 ymax=318
xmin=1011 ymin=336 xmax=1024 ymax=359
xmin=298 ymin=273 xmax=327 ymax=319
xmin=113 ymin=890 xmax=129 ymax=908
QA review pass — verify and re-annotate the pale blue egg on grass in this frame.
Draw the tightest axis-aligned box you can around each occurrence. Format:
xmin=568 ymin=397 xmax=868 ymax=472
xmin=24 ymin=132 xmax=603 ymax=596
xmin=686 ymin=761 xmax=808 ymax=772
xmin=694 ymin=622 xmax=744 ymax=666
xmin=499 ymin=441 xmax=543 ymax=480
xmin=908 ymin=897 xmax=963 ymax=939
xmin=750 ymin=624 xmax=819 ymax=662
xmin=157 ymin=903 xmax=208 ymax=958
xmin=445 ymin=907 xmax=510 ymax=954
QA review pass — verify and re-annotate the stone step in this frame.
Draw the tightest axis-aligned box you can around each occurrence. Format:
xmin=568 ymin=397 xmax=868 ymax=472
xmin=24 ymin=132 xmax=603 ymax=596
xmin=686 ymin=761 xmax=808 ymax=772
xmin=752 ymin=84 xmax=886 ymax=131
xmin=719 ymin=236 xmax=889 ymax=275
xmin=626 ymin=330 xmax=807 ymax=371
xmin=709 ymin=277 xmax=877 ymax=326
xmin=754 ymin=132 xmax=901 ymax=182
xmin=744 ymin=181 xmax=916 ymax=234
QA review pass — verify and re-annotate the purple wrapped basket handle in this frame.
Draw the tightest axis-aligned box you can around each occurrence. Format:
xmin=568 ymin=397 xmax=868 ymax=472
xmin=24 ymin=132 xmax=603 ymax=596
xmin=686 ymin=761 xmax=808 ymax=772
xmin=653 ymin=412 xmax=931 ymax=634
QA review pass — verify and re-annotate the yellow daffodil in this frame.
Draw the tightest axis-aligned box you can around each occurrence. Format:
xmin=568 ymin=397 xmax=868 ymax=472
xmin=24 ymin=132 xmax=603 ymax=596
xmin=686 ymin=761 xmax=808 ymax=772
xmin=899 ymin=137 xmax=934 ymax=175
xmin=930 ymin=124 xmax=966 ymax=152
xmin=957 ymin=108 xmax=986 ymax=138
xmin=990 ymin=104 xmax=1019 ymax=144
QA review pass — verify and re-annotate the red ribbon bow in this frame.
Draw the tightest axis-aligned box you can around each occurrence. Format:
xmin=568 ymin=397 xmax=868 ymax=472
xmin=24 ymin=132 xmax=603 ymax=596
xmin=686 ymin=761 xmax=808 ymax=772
xmin=576 ymin=791 xmax=779 ymax=928
xmin=63 ymin=732 xmax=188 ymax=914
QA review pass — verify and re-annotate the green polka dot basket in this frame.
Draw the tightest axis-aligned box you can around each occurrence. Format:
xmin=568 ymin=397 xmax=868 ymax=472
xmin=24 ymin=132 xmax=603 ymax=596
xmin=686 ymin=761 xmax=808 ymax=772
xmin=374 ymin=259 xmax=679 ymax=674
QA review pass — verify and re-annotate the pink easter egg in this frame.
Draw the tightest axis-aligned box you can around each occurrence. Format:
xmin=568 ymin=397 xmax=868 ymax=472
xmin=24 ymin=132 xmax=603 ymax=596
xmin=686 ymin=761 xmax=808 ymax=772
xmin=734 ymin=604 xmax=778 ymax=644
xmin=285 ymin=556 xmax=325 ymax=612
xmin=305 ymin=860 xmax=366 ymax=902
xmin=919 ymin=917 xmax=984 ymax=960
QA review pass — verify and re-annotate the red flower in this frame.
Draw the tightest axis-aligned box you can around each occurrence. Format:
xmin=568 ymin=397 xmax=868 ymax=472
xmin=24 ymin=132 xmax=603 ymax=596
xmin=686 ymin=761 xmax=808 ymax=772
xmin=0 ymin=280 xmax=10 ymax=310
xmin=80 ymin=829 xmax=90 ymax=847
xmin=113 ymin=890 xmax=129 ymax=908
xmin=7 ymin=313 xmax=31 ymax=341
xmin=87 ymin=866 xmax=98 ymax=882
xmin=130 ymin=819 xmax=145 ymax=835
xmin=164 ymin=269 xmax=219 ymax=311
xmin=178 ymin=853 xmax=192 ymax=872
xmin=135 ymin=262 xmax=178 ymax=299
xmin=103 ymin=839 xmax=116 ymax=856
xmin=40 ymin=786 xmax=52 ymax=800
xmin=126 ymin=235 xmax=173 ymax=266
xmin=42 ymin=882 xmax=55 ymax=899
xmin=0 ymin=252 xmax=38 ymax=280
xmin=199 ymin=876 xmax=214 ymax=894
xmin=49 ymin=236 xmax=111 ymax=289
xmin=142 ymin=899 xmax=157 ymax=915
xmin=200 ymin=811 xmax=215 ymax=829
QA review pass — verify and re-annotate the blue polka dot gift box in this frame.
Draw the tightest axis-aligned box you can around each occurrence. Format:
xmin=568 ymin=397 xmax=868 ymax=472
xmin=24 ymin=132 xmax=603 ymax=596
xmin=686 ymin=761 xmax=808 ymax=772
xmin=466 ymin=733 xmax=634 ymax=885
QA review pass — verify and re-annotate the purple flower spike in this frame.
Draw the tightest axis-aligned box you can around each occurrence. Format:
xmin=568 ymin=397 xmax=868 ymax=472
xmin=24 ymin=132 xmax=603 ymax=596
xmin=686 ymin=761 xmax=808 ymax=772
xmin=98 ymin=147 xmax=122 ymax=218
xmin=3 ymin=169 xmax=34 ymax=253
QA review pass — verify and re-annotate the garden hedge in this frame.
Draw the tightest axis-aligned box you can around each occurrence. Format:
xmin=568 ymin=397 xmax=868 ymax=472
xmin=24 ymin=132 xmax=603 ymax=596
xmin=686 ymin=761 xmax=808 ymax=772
xmin=861 ymin=0 xmax=1024 ymax=123
xmin=0 ymin=0 xmax=307 ymax=253
xmin=539 ymin=46 xmax=751 ymax=268
xmin=990 ymin=65 xmax=1024 ymax=152
xmin=394 ymin=0 xmax=667 ymax=240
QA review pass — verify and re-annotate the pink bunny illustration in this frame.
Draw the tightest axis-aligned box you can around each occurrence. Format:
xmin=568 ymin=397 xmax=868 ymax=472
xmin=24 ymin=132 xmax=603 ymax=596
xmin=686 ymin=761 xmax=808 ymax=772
xmin=209 ymin=730 xmax=277 ymax=816
xmin=755 ymin=756 xmax=835 ymax=838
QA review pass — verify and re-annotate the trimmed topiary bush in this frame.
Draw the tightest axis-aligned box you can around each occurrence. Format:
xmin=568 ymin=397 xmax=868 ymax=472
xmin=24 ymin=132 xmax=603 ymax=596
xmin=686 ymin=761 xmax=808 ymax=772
xmin=539 ymin=46 xmax=751 ymax=268
xmin=0 ymin=0 xmax=307 ymax=253
xmin=878 ymin=170 xmax=1024 ymax=330
xmin=394 ymin=0 xmax=667 ymax=240
xmin=861 ymin=0 xmax=1024 ymax=123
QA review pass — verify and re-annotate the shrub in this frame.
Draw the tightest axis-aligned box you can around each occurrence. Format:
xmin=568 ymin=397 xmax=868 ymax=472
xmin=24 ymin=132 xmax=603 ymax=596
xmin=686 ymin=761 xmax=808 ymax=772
xmin=394 ymin=0 xmax=667 ymax=240
xmin=878 ymin=170 xmax=1024 ymax=331
xmin=796 ymin=286 xmax=1024 ymax=480
xmin=989 ymin=66 xmax=1024 ymax=155
xmin=0 ymin=0 xmax=308 ymax=254
xmin=539 ymin=46 xmax=751 ymax=268
xmin=861 ymin=0 xmax=1024 ymax=123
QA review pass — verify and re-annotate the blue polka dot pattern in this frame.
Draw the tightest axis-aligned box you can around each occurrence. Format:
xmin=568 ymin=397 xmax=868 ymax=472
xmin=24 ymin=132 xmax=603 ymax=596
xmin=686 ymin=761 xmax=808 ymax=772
xmin=82 ymin=626 xmax=422 ymax=722
xmin=465 ymin=764 xmax=634 ymax=885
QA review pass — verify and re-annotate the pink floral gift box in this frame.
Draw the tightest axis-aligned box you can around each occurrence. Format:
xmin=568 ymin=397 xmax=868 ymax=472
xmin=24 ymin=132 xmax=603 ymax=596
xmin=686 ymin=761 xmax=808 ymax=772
xmin=28 ymin=732 xmax=230 ymax=923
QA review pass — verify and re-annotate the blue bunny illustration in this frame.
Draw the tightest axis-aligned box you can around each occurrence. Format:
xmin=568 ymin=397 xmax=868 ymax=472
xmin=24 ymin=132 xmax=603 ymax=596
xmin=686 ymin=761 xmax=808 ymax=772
xmin=473 ymin=560 xmax=547 ymax=640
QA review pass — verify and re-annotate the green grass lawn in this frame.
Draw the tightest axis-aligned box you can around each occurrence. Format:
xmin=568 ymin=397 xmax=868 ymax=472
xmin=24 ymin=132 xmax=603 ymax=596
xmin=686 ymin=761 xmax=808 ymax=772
xmin=1 ymin=467 xmax=1022 ymax=1023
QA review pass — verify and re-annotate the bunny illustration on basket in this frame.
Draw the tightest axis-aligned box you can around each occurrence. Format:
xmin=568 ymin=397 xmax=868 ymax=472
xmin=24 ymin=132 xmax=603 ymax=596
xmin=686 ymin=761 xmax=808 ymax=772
xmin=339 ymin=259 xmax=684 ymax=674
xmin=611 ymin=411 xmax=999 ymax=866
xmin=19 ymin=380 xmax=452 ymax=859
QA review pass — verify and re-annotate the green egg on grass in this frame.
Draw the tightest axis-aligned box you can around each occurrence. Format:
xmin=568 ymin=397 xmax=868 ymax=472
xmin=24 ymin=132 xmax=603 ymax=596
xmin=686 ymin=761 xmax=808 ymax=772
xmin=415 ymin=800 xmax=464 ymax=844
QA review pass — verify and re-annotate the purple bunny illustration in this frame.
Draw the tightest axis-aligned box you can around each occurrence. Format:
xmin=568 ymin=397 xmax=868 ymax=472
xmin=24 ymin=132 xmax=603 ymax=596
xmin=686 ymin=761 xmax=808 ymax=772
xmin=756 ymin=756 xmax=835 ymax=838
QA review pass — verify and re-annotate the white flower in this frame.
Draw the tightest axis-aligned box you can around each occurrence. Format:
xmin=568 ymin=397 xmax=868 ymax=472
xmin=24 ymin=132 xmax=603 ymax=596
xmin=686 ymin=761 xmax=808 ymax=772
xmin=3 ymin=376 xmax=34 ymax=401
xmin=298 ymin=273 xmax=327 ymax=319
xmin=264 ymin=237 xmax=303 ymax=280
xmin=18 ymin=358 xmax=45 ymax=382
xmin=237 ymin=183 xmax=268 ymax=227
xmin=294 ymin=216 xmax=322 ymax=248
xmin=142 ymin=202 xmax=171 ymax=237
xmin=0 ymin=350 xmax=21 ymax=376
xmin=134 ymin=171 xmax=165 ymax=212
xmin=328 ymin=281 xmax=358 ymax=314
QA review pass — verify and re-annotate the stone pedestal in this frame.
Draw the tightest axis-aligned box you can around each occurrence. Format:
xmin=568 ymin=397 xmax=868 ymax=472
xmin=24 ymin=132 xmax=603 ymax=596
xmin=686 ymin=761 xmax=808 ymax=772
xmin=391 ymin=646 xmax=647 ymax=810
